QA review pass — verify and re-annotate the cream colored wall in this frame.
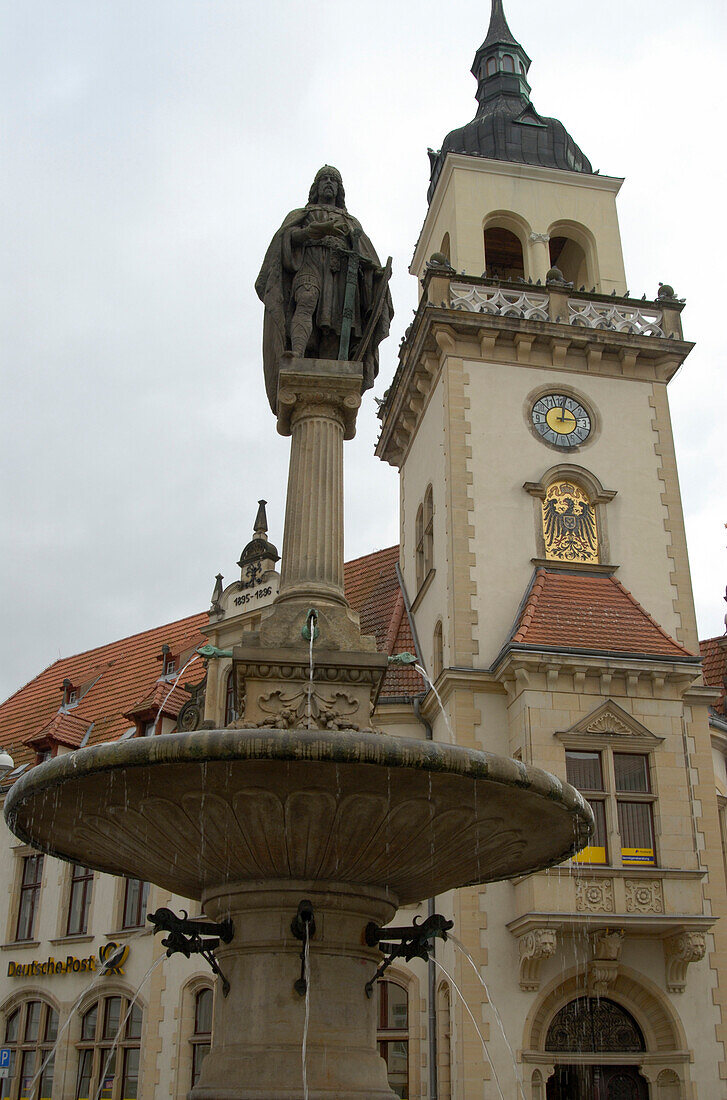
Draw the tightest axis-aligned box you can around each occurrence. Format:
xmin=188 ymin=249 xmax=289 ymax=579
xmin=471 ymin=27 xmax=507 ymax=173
xmin=464 ymin=359 xmax=685 ymax=662
xmin=413 ymin=155 xmax=627 ymax=295
xmin=0 ymin=805 xmax=209 ymax=1100
xmin=399 ymin=370 xmax=449 ymax=680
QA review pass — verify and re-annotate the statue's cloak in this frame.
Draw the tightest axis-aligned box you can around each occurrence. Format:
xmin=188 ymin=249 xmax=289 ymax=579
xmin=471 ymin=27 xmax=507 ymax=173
xmin=255 ymin=205 xmax=393 ymax=412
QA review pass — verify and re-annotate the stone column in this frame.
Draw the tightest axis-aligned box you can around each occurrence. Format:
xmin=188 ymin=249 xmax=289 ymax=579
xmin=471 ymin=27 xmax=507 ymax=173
xmin=259 ymin=357 xmax=369 ymax=651
xmin=194 ymin=880 xmax=397 ymax=1100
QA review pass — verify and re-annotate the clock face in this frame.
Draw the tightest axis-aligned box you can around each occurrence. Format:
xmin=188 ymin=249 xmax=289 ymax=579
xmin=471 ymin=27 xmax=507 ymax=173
xmin=531 ymin=394 xmax=591 ymax=448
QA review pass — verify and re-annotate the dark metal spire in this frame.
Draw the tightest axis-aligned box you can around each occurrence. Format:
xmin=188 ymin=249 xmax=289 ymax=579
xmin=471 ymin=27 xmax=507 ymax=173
xmin=482 ymin=0 xmax=519 ymax=50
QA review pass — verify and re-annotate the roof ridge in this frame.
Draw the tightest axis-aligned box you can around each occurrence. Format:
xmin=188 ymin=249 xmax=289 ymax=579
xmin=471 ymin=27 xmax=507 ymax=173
xmin=343 ymin=545 xmax=398 ymax=568
xmin=513 ymin=568 xmax=546 ymax=642
xmin=40 ymin=611 xmax=209 ymax=668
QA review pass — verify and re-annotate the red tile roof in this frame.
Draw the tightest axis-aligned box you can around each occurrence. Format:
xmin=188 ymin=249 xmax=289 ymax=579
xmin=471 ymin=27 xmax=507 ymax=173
xmin=344 ymin=546 xmax=425 ymax=697
xmin=0 ymin=548 xmax=425 ymax=774
xmin=700 ymin=634 xmax=727 ymax=717
xmin=0 ymin=613 xmax=208 ymax=773
xmin=510 ymin=569 xmax=695 ymax=658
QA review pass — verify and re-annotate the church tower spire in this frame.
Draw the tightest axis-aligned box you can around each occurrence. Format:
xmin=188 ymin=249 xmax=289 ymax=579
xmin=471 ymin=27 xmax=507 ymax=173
xmin=427 ymin=0 xmax=591 ymax=202
xmin=471 ymin=0 xmax=532 ymax=110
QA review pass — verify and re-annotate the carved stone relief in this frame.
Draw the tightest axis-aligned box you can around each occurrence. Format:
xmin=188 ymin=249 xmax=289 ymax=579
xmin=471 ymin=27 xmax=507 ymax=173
xmin=589 ymin=928 xmax=624 ymax=994
xmin=518 ymin=928 xmax=557 ymax=991
xmin=575 ymin=878 xmax=615 ymax=913
xmin=663 ymin=931 xmax=706 ymax=993
xmin=625 ymin=879 xmax=664 ymax=914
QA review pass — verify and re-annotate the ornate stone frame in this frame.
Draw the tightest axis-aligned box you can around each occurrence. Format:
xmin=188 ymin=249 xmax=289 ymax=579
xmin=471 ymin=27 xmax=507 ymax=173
xmin=524 ymin=462 xmax=617 ymax=568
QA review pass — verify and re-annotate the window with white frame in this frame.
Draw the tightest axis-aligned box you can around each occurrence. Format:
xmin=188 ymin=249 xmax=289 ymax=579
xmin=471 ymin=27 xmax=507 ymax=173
xmin=121 ymin=879 xmax=149 ymax=930
xmin=67 ymin=865 xmax=94 ymax=936
xmin=15 ymin=855 xmax=44 ymax=942
xmin=75 ymin=996 xmax=142 ymax=1100
xmin=1 ymin=999 xmax=58 ymax=1100
xmin=190 ymin=987 xmax=213 ymax=1089
xmin=377 ymin=980 xmax=409 ymax=1098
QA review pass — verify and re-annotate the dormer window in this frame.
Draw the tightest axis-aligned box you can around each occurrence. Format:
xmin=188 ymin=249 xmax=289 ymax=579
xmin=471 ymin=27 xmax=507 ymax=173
xmin=61 ymin=678 xmax=76 ymax=707
xmin=160 ymin=645 xmax=176 ymax=678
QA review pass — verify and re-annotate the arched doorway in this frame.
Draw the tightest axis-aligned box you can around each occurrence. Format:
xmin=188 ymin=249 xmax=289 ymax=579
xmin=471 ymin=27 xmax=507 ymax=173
xmin=545 ymin=997 xmax=649 ymax=1099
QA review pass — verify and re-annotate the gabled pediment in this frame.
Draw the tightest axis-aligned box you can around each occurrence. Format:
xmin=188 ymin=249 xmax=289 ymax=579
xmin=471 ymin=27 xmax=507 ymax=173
xmin=556 ymin=699 xmax=663 ymax=747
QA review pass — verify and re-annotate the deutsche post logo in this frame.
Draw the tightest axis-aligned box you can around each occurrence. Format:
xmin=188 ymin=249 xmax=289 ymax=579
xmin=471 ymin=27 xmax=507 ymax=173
xmin=98 ymin=942 xmax=129 ymax=975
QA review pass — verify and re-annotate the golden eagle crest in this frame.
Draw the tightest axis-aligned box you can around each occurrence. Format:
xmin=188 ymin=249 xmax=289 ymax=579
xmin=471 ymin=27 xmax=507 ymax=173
xmin=542 ymin=481 xmax=598 ymax=563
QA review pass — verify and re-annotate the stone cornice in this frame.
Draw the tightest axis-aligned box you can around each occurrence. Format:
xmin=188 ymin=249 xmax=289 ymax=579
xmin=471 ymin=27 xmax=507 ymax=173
xmin=376 ymin=285 xmax=693 ymax=468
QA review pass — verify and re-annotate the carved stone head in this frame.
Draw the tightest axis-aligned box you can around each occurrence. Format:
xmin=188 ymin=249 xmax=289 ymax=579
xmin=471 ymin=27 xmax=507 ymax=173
xmin=308 ymin=165 xmax=346 ymax=209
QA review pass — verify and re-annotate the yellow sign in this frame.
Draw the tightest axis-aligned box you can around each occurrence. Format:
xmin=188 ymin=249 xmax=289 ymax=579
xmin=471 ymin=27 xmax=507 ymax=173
xmin=622 ymin=847 xmax=655 ymax=866
xmin=7 ymin=941 xmax=128 ymax=978
xmin=573 ymin=844 xmax=607 ymax=865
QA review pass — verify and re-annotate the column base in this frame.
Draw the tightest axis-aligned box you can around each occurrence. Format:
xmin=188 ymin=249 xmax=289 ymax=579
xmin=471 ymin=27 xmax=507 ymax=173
xmin=190 ymin=882 xmax=398 ymax=1100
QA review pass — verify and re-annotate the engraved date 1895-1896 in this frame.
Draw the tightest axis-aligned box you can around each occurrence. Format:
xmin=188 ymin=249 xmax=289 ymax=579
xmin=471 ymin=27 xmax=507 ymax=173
xmin=234 ymin=585 xmax=273 ymax=608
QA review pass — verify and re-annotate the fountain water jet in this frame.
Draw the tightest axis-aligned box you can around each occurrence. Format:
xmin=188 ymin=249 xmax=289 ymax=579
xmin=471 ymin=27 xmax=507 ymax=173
xmin=4 ymin=170 xmax=593 ymax=1099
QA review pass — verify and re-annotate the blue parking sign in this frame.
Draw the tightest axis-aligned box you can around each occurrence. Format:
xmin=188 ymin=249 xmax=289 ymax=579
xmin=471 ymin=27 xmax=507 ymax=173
xmin=0 ymin=1049 xmax=10 ymax=1069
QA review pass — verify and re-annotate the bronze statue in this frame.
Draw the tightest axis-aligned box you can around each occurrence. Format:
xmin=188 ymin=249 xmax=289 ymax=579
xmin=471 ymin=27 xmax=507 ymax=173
xmin=255 ymin=166 xmax=393 ymax=412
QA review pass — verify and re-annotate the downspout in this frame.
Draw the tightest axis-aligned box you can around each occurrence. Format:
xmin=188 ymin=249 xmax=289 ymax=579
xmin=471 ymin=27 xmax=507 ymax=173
xmin=396 ymin=563 xmax=438 ymax=1100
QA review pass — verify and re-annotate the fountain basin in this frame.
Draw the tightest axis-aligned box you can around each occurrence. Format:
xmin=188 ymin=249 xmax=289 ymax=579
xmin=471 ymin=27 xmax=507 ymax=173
xmin=5 ymin=729 xmax=592 ymax=1098
xmin=4 ymin=728 xmax=592 ymax=903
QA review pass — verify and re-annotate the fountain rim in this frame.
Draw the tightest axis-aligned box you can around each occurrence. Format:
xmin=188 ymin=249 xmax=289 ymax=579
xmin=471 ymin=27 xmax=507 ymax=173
xmin=4 ymin=727 xmax=594 ymax=869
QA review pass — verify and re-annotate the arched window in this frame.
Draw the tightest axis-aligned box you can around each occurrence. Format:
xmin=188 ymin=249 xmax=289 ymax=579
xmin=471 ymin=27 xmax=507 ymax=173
xmin=377 ymin=980 xmax=408 ymax=1098
xmin=549 ymin=235 xmax=588 ymax=288
xmin=415 ymin=504 xmax=425 ymax=590
xmin=436 ymin=983 xmax=452 ymax=1100
xmin=76 ymin=995 xmax=142 ymax=1100
xmin=545 ymin=997 xmax=645 ymax=1053
xmin=503 ymin=54 xmax=515 ymax=72
xmin=484 ymin=226 xmax=524 ymax=280
xmin=2 ymin=1000 xmax=58 ymax=1100
xmin=542 ymin=480 xmax=598 ymax=564
xmin=225 ymin=671 xmax=237 ymax=726
xmin=485 ymin=56 xmax=497 ymax=76
xmin=433 ymin=621 xmax=444 ymax=681
xmin=191 ymin=988 xmax=213 ymax=1089
xmin=423 ymin=486 xmax=434 ymax=577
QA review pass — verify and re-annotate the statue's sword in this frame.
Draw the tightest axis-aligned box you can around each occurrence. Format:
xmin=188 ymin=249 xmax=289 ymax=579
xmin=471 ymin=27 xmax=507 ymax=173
xmin=337 ymin=226 xmax=363 ymax=361
xmin=353 ymin=254 xmax=392 ymax=365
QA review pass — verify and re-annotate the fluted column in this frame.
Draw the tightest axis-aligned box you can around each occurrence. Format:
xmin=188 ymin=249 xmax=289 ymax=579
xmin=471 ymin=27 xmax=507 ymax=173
xmin=276 ymin=358 xmax=362 ymax=607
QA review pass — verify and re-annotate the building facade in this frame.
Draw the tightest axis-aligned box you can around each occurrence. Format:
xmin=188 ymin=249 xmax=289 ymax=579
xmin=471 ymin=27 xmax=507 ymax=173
xmin=1 ymin=2 xmax=725 ymax=1098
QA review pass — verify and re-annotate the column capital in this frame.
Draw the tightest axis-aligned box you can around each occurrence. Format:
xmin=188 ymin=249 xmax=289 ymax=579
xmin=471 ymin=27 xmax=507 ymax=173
xmin=276 ymin=357 xmax=363 ymax=440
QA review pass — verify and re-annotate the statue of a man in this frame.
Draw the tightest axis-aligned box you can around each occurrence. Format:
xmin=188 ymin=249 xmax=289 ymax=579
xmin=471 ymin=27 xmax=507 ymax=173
xmin=255 ymin=166 xmax=393 ymax=412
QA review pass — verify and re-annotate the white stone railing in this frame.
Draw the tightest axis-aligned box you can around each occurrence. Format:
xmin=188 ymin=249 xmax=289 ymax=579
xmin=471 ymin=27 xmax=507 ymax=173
xmin=450 ymin=283 xmax=549 ymax=321
xmin=568 ymin=298 xmax=664 ymax=337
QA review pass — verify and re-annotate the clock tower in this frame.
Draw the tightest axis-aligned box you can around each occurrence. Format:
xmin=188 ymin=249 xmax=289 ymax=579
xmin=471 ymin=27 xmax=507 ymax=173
xmin=377 ymin=1 xmax=727 ymax=1096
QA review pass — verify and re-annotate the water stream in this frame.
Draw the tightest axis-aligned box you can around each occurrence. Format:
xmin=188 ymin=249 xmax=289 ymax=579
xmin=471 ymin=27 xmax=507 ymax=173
xmin=154 ymin=653 xmax=200 ymax=729
xmin=414 ymin=664 xmax=454 ymax=742
xmin=27 ymin=944 xmax=131 ymax=1097
xmin=432 ymin=958 xmax=506 ymax=1100
xmin=450 ymin=934 xmax=527 ymax=1100
xmin=92 ymin=954 xmax=165 ymax=1100
xmin=302 ymin=930 xmax=311 ymax=1100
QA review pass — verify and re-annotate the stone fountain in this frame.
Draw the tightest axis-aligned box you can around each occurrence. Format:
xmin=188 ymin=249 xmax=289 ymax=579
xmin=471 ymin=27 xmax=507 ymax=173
xmin=5 ymin=167 xmax=593 ymax=1100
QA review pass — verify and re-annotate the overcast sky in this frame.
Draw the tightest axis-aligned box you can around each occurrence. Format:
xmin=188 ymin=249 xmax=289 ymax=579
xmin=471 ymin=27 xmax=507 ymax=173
xmin=1 ymin=0 xmax=725 ymax=702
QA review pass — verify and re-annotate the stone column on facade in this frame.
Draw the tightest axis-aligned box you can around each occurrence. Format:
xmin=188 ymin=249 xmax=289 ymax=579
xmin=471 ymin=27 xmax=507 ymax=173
xmin=528 ymin=232 xmax=551 ymax=283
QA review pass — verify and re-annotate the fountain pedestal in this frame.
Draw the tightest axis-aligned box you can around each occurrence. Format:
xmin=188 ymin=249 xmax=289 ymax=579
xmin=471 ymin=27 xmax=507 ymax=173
xmin=193 ymin=881 xmax=397 ymax=1099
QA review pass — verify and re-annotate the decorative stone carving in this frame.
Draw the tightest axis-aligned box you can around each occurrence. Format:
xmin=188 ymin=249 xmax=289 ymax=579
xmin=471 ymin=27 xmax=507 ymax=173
xmin=589 ymin=928 xmax=624 ymax=994
xmin=586 ymin=711 xmax=632 ymax=735
xmin=663 ymin=931 xmax=706 ymax=993
xmin=252 ymin=687 xmax=362 ymax=731
xmin=529 ymin=232 xmax=551 ymax=244
xmin=575 ymin=878 xmax=615 ymax=913
xmin=450 ymin=283 xmax=549 ymax=321
xmin=518 ymin=928 xmax=557 ymax=990
xmin=568 ymin=297 xmax=664 ymax=337
xmin=625 ymin=879 xmax=664 ymax=914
